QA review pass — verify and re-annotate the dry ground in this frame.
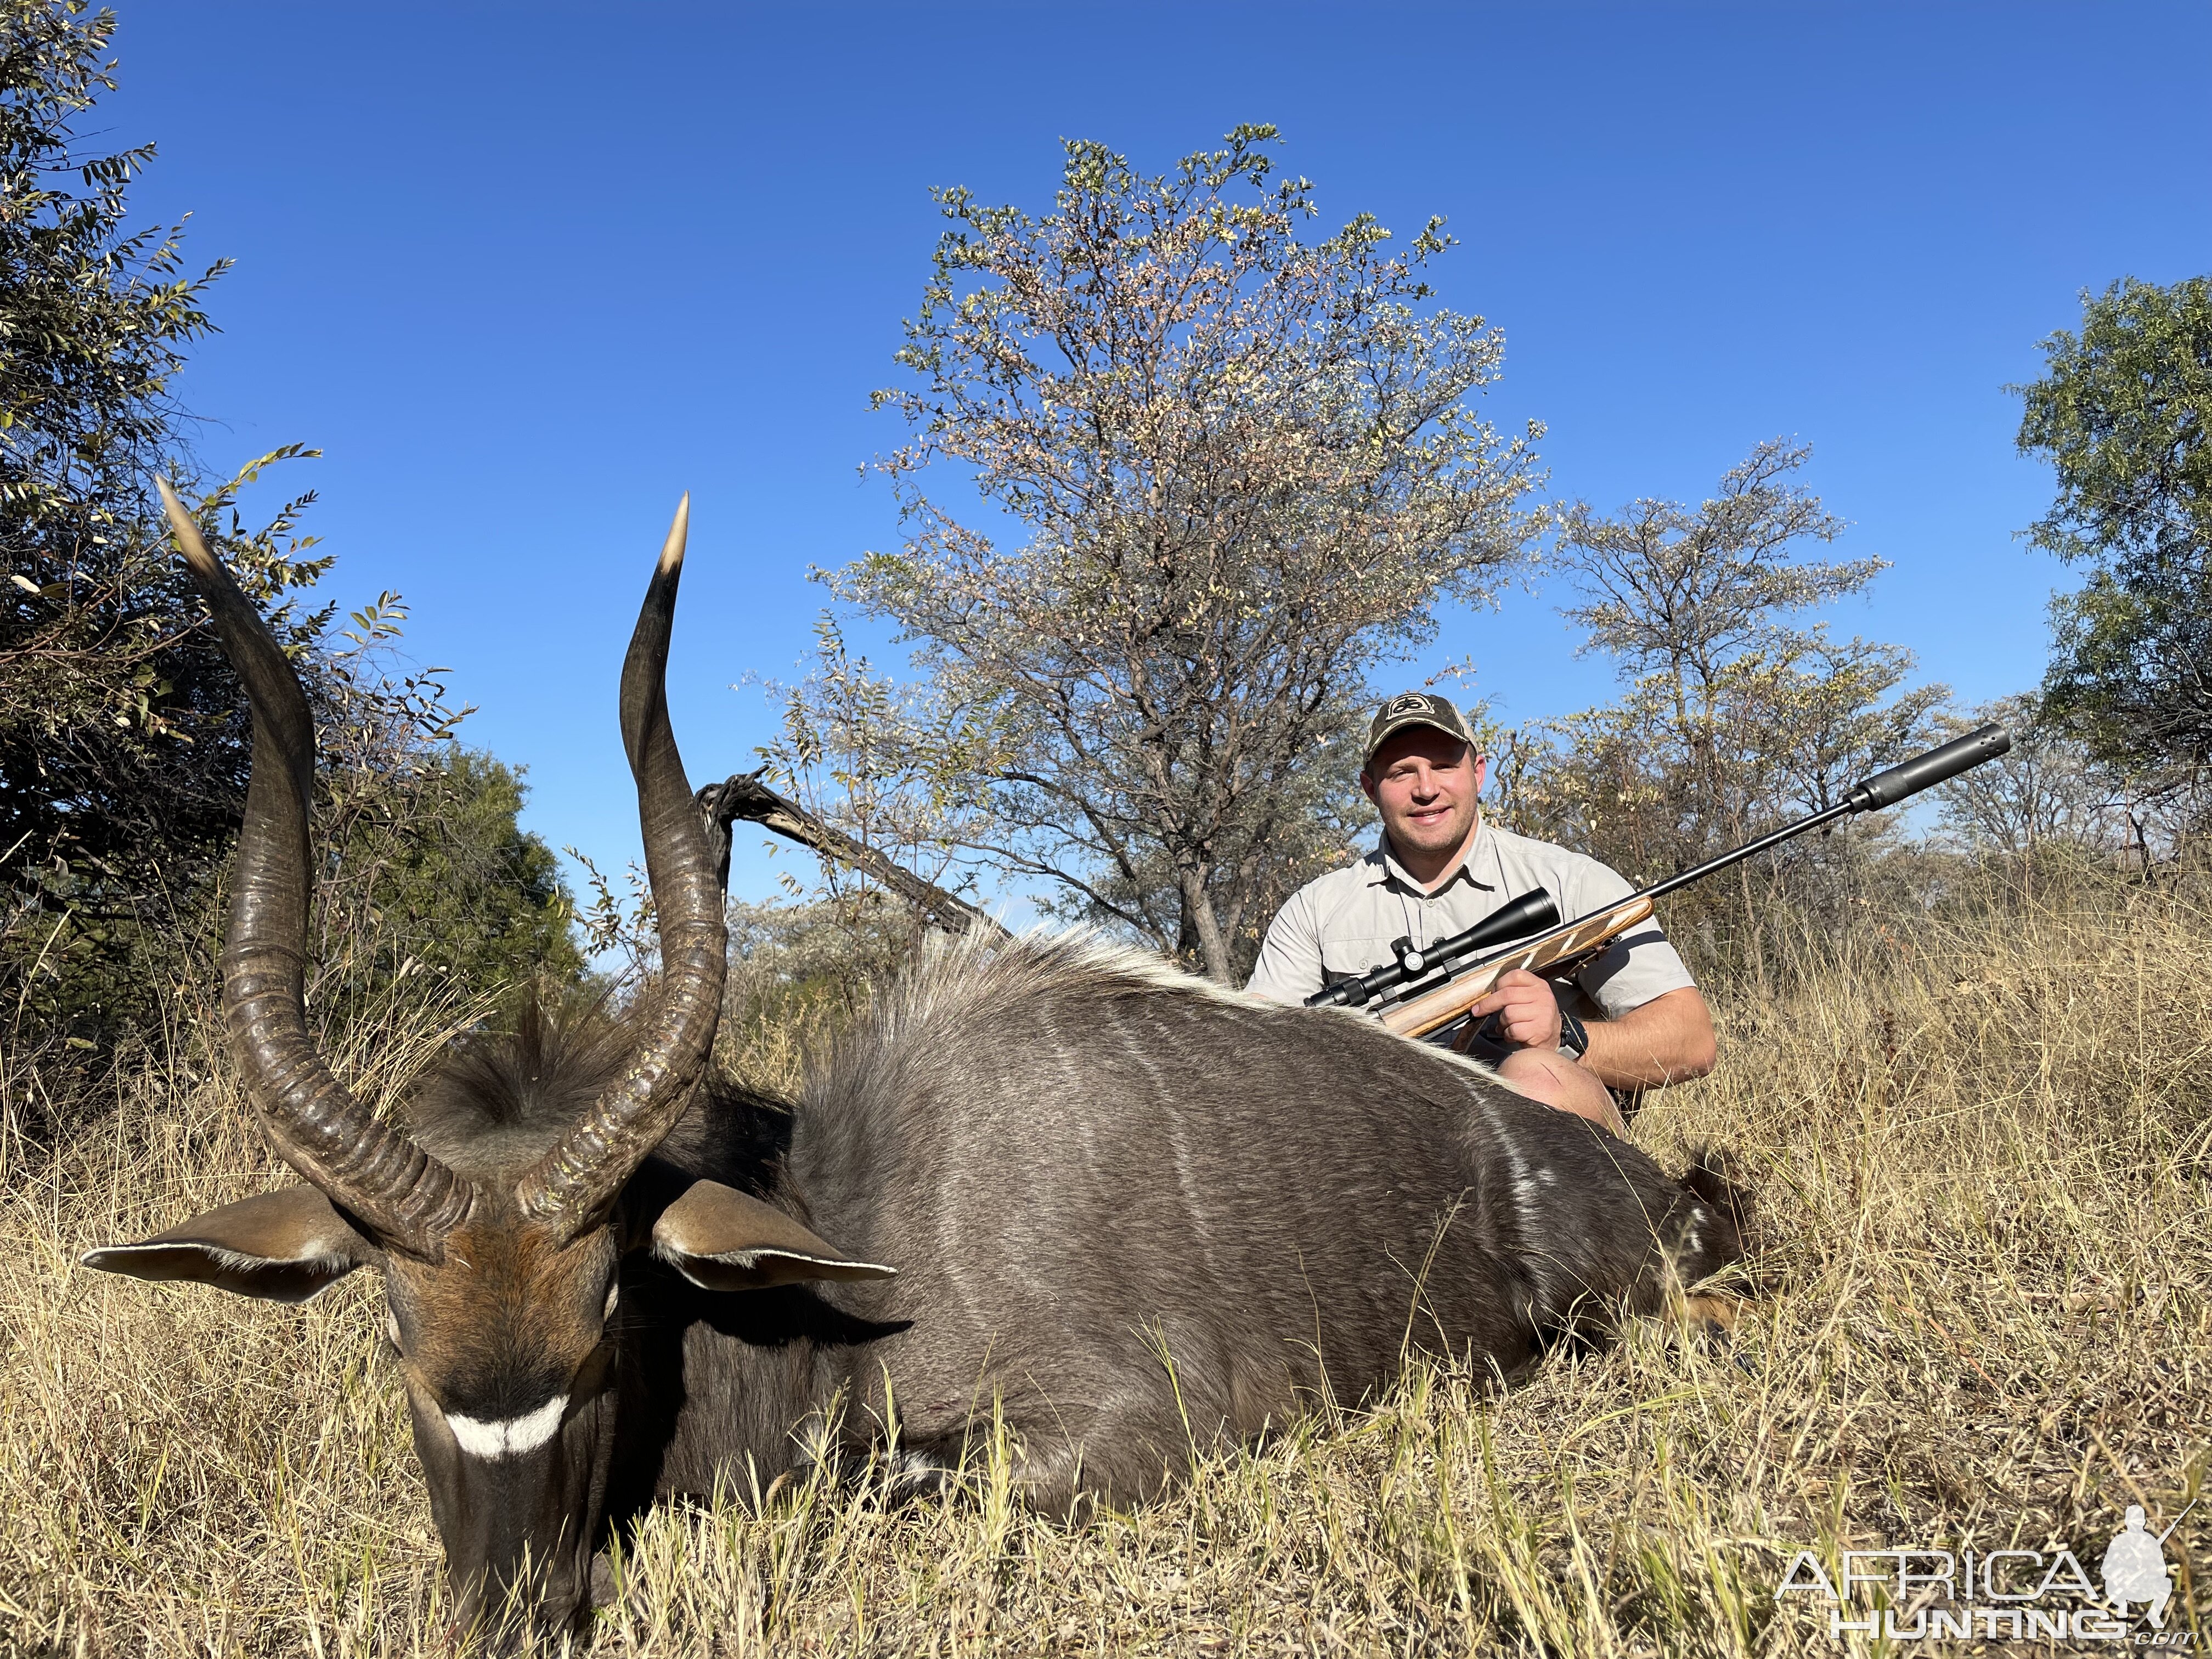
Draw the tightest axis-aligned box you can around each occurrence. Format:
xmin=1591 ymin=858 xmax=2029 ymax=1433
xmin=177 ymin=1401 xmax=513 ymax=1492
xmin=3 ymin=874 xmax=2207 ymax=1656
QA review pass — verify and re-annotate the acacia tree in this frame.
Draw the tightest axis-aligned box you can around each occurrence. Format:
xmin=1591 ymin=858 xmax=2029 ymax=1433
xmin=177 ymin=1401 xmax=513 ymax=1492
xmin=1 ymin=3 xmax=575 ymax=1046
xmin=1931 ymin=693 xmax=2147 ymax=861
xmin=830 ymin=126 xmax=1543 ymax=981
xmin=1506 ymin=441 xmax=1945 ymax=976
xmin=2015 ymin=275 xmax=2212 ymax=793
xmin=2 ymin=2 xmax=233 ymax=907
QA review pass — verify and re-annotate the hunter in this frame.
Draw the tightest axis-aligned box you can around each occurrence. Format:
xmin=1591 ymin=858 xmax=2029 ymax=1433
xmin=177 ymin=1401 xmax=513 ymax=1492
xmin=1247 ymin=691 xmax=1717 ymax=1132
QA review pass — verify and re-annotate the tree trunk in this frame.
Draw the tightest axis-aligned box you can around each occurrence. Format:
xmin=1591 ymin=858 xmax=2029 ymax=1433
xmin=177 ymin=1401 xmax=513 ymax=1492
xmin=1178 ymin=866 xmax=1235 ymax=985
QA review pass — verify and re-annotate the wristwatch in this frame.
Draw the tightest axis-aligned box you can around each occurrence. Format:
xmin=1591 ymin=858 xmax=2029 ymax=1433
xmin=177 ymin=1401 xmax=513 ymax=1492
xmin=1557 ymin=1008 xmax=1589 ymax=1063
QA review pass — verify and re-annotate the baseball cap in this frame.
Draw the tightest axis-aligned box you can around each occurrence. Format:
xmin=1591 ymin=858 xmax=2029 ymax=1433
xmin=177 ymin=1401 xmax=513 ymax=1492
xmin=1362 ymin=690 xmax=1477 ymax=765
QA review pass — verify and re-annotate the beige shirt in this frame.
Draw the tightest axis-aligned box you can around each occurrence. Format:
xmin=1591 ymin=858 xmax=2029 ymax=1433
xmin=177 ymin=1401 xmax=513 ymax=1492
xmin=1245 ymin=819 xmax=1696 ymax=1019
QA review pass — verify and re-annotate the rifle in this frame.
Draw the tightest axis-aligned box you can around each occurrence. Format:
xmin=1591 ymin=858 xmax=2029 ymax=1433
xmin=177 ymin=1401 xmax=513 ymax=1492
xmin=1306 ymin=723 xmax=2014 ymax=1041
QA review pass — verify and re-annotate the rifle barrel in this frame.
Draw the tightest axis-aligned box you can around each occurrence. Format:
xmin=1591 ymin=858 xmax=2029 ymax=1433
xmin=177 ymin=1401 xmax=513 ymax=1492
xmin=1640 ymin=723 xmax=2013 ymax=906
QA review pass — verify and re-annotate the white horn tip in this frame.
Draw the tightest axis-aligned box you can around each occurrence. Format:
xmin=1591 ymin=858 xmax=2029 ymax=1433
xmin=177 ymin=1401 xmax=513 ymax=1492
xmin=155 ymin=476 xmax=219 ymax=577
xmin=657 ymin=493 xmax=691 ymax=576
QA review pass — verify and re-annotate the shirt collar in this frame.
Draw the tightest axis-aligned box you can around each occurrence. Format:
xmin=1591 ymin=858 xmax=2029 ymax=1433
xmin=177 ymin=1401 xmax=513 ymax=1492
xmin=1364 ymin=815 xmax=1497 ymax=895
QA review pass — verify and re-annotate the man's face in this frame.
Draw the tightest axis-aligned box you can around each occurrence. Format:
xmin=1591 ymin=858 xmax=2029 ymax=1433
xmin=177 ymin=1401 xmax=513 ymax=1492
xmin=1362 ymin=728 xmax=1486 ymax=863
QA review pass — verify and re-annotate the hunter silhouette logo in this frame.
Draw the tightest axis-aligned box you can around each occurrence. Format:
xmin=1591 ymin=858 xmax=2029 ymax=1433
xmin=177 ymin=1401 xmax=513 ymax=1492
xmin=2103 ymin=1502 xmax=2190 ymax=1627
xmin=1775 ymin=1498 xmax=2198 ymax=1644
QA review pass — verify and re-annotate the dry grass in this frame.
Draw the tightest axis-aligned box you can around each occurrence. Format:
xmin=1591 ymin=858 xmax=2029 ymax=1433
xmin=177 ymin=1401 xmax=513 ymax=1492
xmin=3 ymin=872 xmax=2207 ymax=1655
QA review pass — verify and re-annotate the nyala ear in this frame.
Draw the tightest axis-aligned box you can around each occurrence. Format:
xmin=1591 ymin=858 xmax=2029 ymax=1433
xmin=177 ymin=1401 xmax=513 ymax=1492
xmin=651 ymin=1180 xmax=895 ymax=1293
xmin=82 ymin=1186 xmax=371 ymax=1304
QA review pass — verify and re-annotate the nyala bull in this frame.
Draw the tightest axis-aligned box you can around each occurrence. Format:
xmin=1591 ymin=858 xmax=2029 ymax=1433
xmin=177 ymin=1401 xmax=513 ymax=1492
xmin=85 ymin=489 xmax=1746 ymax=1641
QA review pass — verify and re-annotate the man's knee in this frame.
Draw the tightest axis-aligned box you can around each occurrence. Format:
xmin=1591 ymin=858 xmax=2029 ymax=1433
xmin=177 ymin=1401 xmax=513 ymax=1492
xmin=1496 ymin=1049 xmax=1623 ymax=1134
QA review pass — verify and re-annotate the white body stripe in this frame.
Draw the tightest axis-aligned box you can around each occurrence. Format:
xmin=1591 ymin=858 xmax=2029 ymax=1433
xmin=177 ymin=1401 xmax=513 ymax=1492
xmin=1483 ymin=1098 xmax=1538 ymax=1232
xmin=445 ymin=1395 xmax=567 ymax=1459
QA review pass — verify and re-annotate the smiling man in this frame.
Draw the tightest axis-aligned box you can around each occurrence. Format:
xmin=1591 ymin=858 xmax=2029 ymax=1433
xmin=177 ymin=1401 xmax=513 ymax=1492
xmin=1247 ymin=691 xmax=1717 ymax=1132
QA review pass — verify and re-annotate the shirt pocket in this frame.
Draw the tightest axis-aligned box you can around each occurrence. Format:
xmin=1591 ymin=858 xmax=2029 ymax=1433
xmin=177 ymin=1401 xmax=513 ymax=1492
xmin=1319 ymin=938 xmax=1400 ymax=981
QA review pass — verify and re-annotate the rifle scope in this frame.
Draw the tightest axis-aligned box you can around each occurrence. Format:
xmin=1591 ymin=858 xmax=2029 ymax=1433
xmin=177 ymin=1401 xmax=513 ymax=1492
xmin=1305 ymin=888 xmax=1560 ymax=1009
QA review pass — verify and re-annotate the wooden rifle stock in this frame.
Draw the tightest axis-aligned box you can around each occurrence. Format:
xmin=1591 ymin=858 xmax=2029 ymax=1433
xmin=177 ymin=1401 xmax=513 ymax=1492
xmin=1379 ymin=897 xmax=1654 ymax=1039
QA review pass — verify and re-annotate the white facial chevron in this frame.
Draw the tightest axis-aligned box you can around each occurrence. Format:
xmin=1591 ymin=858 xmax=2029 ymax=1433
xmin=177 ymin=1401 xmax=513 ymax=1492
xmin=445 ymin=1395 xmax=567 ymax=1459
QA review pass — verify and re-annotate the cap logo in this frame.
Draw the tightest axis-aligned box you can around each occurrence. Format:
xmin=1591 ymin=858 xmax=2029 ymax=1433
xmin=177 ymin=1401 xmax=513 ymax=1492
xmin=1386 ymin=693 xmax=1435 ymax=717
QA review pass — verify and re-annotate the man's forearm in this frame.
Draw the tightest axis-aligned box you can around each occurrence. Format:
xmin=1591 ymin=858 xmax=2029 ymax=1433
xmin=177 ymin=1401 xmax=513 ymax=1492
xmin=1579 ymin=987 xmax=1717 ymax=1091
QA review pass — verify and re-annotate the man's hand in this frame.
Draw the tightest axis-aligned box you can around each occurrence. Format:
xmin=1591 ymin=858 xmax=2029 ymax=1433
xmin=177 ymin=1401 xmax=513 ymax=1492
xmin=1463 ymin=968 xmax=1563 ymax=1051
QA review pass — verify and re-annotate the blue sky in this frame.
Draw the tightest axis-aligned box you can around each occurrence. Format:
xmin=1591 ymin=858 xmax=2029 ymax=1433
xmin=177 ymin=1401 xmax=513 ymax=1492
xmin=100 ymin=2 xmax=2212 ymax=907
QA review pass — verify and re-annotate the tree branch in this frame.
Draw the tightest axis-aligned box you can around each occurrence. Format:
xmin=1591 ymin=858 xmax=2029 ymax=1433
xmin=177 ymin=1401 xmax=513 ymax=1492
xmin=696 ymin=770 xmax=1009 ymax=942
